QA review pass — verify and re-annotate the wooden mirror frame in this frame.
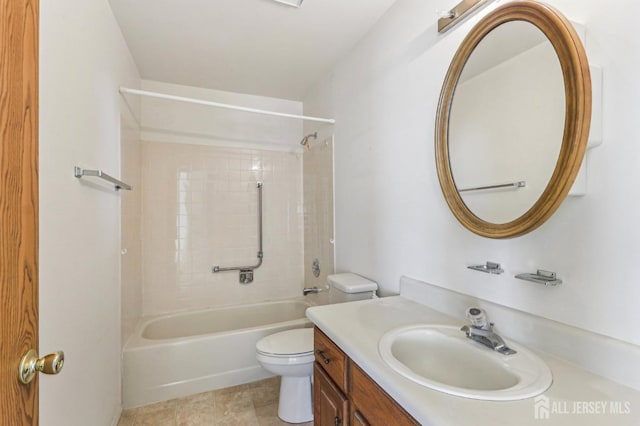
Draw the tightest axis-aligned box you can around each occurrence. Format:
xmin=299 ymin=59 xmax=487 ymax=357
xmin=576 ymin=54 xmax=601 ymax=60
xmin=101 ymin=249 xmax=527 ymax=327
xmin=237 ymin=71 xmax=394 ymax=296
xmin=435 ymin=1 xmax=591 ymax=239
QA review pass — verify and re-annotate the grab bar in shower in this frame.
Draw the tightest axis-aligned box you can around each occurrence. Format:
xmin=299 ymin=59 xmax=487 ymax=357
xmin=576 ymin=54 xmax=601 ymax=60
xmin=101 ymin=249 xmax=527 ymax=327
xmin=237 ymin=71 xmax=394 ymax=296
xmin=74 ymin=166 xmax=133 ymax=191
xmin=211 ymin=182 xmax=263 ymax=284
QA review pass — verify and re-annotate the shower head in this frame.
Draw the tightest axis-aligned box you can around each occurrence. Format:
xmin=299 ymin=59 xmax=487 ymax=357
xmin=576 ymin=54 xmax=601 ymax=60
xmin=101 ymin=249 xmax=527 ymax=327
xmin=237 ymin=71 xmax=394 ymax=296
xmin=300 ymin=132 xmax=318 ymax=146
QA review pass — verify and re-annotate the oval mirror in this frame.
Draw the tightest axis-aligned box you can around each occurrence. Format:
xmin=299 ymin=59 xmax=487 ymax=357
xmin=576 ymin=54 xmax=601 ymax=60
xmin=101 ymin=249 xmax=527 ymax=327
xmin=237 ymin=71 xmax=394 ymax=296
xmin=435 ymin=1 xmax=591 ymax=238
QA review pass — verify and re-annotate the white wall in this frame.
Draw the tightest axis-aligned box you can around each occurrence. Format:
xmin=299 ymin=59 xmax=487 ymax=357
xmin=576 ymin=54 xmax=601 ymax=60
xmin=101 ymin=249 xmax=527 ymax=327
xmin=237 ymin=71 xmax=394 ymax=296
xmin=304 ymin=0 xmax=640 ymax=348
xmin=39 ymin=0 xmax=140 ymax=425
xmin=139 ymin=80 xmax=303 ymax=151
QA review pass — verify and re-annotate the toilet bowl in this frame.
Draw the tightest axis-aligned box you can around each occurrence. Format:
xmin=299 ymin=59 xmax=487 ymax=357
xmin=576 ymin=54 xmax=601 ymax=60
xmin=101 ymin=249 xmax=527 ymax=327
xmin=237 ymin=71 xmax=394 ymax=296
xmin=256 ymin=273 xmax=378 ymax=423
xmin=256 ymin=328 xmax=315 ymax=423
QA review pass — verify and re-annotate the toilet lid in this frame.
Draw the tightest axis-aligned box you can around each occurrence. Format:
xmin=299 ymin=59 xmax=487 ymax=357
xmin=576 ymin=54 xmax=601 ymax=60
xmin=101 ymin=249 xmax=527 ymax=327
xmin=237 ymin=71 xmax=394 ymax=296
xmin=256 ymin=328 xmax=314 ymax=356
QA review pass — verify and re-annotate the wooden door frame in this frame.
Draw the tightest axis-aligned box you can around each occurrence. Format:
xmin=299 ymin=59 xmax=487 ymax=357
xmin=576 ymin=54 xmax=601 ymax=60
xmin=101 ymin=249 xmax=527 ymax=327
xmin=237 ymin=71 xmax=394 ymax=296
xmin=0 ymin=0 xmax=40 ymax=424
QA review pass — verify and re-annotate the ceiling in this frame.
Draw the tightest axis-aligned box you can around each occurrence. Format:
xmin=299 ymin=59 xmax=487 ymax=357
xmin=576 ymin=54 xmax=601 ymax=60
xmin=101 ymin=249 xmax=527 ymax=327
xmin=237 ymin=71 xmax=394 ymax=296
xmin=109 ymin=0 xmax=397 ymax=101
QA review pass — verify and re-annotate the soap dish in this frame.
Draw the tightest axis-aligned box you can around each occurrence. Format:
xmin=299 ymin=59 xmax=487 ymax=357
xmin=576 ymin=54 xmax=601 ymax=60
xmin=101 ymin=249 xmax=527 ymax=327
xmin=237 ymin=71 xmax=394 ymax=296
xmin=468 ymin=261 xmax=504 ymax=275
xmin=515 ymin=270 xmax=562 ymax=286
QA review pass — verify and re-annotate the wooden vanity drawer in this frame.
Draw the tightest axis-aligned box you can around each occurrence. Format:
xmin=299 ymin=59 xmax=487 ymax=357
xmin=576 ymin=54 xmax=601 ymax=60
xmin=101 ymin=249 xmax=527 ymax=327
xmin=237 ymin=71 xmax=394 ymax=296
xmin=349 ymin=362 xmax=419 ymax=426
xmin=314 ymin=327 xmax=348 ymax=392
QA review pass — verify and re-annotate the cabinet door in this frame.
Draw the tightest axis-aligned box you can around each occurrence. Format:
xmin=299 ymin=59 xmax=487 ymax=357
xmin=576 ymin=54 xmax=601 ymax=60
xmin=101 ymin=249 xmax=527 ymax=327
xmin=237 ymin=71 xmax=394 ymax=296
xmin=349 ymin=362 xmax=419 ymax=425
xmin=351 ymin=408 xmax=370 ymax=426
xmin=314 ymin=363 xmax=348 ymax=426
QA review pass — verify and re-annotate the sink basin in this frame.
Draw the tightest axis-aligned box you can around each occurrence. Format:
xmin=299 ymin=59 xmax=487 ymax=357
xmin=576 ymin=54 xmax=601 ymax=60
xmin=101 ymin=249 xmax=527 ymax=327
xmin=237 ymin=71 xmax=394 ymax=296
xmin=378 ymin=324 xmax=552 ymax=400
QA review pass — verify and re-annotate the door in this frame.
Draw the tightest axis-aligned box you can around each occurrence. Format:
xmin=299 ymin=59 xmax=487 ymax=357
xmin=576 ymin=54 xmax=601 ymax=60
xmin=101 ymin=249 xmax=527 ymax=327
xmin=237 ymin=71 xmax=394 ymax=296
xmin=0 ymin=0 xmax=40 ymax=424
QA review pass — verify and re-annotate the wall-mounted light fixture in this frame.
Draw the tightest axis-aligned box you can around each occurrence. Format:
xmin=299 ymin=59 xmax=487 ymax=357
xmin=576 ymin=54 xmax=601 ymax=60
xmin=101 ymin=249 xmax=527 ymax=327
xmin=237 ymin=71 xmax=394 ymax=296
xmin=271 ymin=0 xmax=304 ymax=8
xmin=438 ymin=0 xmax=493 ymax=33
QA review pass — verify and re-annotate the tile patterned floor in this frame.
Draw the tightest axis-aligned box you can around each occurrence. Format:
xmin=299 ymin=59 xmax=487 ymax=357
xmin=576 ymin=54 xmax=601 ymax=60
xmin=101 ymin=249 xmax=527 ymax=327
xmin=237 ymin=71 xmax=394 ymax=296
xmin=118 ymin=377 xmax=313 ymax=426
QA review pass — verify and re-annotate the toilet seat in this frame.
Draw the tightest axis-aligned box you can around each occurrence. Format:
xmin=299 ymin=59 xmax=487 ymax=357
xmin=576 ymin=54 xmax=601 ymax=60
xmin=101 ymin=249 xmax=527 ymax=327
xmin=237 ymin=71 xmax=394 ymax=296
xmin=256 ymin=328 xmax=313 ymax=358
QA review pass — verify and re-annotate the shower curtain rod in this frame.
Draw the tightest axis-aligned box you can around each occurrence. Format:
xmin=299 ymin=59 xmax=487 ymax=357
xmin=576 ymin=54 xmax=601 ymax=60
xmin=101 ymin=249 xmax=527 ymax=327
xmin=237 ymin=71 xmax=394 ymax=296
xmin=119 ymin=87 xmax=336 ymax=124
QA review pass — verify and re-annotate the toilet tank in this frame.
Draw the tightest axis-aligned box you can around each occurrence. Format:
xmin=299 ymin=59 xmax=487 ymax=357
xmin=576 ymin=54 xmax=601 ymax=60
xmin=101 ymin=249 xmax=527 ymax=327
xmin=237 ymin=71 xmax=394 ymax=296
xmin=327 ymin=273 xmax=378 ymax=304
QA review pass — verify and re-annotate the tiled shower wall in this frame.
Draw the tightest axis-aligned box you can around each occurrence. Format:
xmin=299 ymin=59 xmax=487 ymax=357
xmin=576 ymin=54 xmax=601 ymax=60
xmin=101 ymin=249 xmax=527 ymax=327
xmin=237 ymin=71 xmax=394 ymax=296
xmin=303 ymin=138 xmax=335 ymax=287
xmin=121 ymin=121 xmax=142 ymax=346
xmin=140 ymin=141 xmax=304 ymax=316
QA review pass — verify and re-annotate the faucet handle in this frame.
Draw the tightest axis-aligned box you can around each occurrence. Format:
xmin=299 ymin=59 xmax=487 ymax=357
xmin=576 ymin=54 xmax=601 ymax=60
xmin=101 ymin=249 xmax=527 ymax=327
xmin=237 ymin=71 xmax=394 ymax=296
xmin=465 ymin=307 xmax=490 ymax=329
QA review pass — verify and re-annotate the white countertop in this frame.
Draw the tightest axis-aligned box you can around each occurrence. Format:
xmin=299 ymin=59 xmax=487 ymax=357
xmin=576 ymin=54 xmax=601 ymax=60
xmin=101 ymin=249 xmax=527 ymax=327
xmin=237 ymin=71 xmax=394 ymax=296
xmin=306 ymin=296 xmax=640 ymax=426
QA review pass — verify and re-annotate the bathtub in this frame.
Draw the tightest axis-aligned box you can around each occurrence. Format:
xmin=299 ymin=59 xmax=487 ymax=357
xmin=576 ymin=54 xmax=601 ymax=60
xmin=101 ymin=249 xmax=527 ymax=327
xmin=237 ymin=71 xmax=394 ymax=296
xmin=122 ymin=298 xmax=314 ymax=408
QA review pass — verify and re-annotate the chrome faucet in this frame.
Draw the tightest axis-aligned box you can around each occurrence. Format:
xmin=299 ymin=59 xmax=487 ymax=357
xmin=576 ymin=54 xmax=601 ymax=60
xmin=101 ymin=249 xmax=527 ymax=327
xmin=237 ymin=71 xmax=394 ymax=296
xmin=460 ymin=307 xmax=516 ymax=355
xmin=303 ymin=286 xmax=323 ymax=296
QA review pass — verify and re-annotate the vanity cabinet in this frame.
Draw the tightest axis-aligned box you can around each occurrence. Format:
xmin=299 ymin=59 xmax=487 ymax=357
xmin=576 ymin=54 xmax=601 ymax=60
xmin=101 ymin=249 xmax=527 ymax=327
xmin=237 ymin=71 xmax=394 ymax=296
xmin=313 ymin=327 xmax=418 ymax=426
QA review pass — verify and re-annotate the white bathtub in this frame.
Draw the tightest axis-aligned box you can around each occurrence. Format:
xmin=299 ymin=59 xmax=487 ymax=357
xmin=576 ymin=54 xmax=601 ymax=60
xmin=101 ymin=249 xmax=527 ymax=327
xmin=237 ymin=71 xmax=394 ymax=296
xmin=122 ymin=298 xmax=313 ymax=408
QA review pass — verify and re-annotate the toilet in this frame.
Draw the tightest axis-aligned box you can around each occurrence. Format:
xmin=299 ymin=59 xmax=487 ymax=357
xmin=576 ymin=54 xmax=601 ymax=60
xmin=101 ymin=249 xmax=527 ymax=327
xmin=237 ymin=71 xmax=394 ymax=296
xmin=256 ymin=273 xmax=378 ymax=423
xmin=256 ymin=328 xmax=315 ymax=423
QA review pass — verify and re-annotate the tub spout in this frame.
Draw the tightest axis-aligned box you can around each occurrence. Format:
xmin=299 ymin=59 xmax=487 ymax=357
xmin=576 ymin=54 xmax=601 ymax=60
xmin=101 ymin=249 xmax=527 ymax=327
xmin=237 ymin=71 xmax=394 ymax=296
xmin=303 ymin=286 xmax=323 ymax=296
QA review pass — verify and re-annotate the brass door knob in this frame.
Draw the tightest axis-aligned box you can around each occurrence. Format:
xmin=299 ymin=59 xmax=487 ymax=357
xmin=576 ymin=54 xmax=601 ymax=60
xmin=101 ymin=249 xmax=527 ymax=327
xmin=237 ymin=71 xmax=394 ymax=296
xmin=19 ymin=349 xmax=64 ymax=384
